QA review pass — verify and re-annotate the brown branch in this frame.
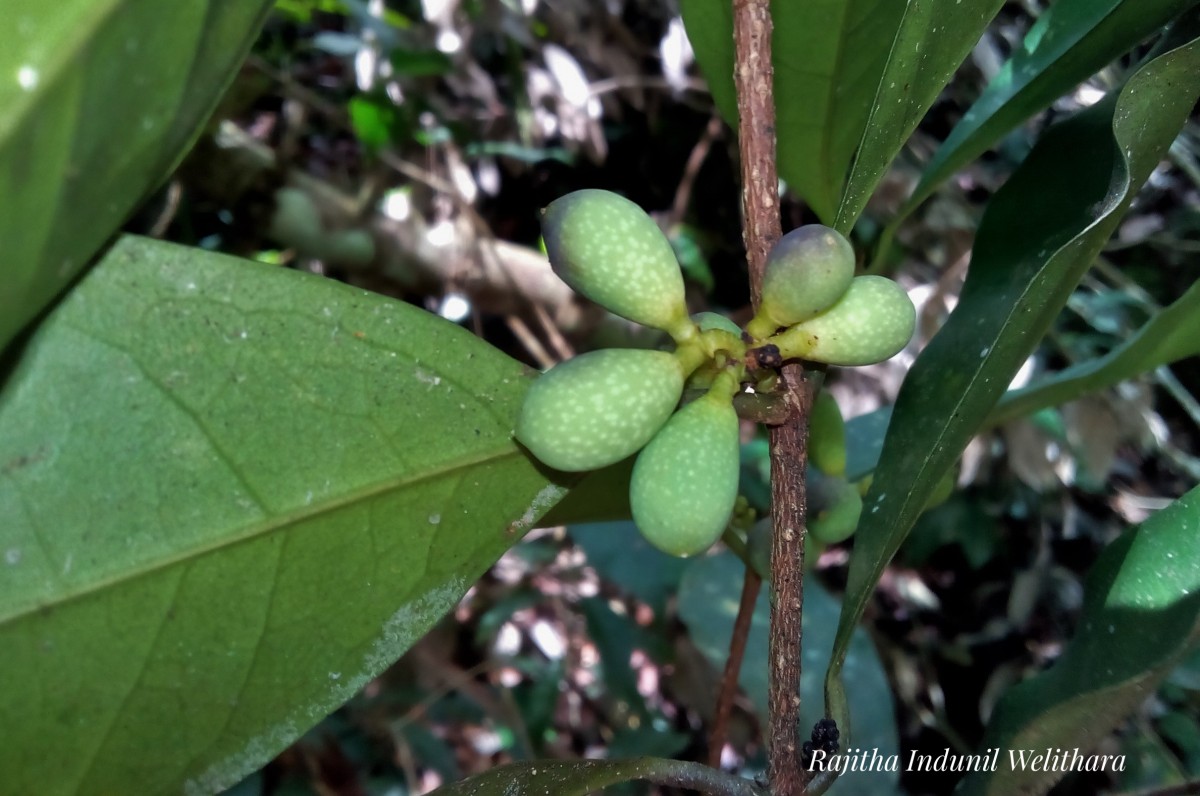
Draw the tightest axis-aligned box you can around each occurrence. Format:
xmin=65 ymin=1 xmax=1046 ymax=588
xmin=765 ymin=373 xmax=814 ymax=795
xmin=732 ymin=1 xmax=813 ymax=794
xmin=733 ymin=0 xmax=781 ymax=304
xmin=708 ymin=566 xmax=763 ymax=768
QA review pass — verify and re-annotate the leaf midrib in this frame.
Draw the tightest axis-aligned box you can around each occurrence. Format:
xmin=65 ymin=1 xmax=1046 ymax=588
xmin=0 ymin=444 xmax=530 ymax=627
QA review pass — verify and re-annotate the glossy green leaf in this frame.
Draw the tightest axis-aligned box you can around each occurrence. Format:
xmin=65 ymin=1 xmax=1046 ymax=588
xmin=959 ymin=486 xmax=1200 ymax=796
xmin=0 ymin=236 xmax=570 ymax=795
xmin=429 ymin=757 xmax=765 ymax=796
xmin=834 ymin=0 xmax=1006 ymax=232
xmin=0 ymin=0 xmax=273 ymax=353
xmin=990 ymin=277 xmax=1200 ymax=427
xmin=678 ymin=553 xmax=899 ymax=795
xmin=897 ymin=0 xmax=1197 ymax=224
xmin=844 ymin=275 xmax=1200 ymax=481
xmin=681 ymin=0 xmax=905 ymax=222
xmin=827 ymin=31 xmax=1200 ymax=745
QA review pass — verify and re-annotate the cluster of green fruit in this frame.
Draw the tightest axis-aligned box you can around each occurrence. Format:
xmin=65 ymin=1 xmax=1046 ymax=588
xmin=516 ymin=190 xmax=915 ymax=557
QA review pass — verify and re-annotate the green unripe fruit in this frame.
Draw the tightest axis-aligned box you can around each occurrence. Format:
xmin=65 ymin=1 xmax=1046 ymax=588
xmin=747 ymin=225 xmax=856 ymax=339
xmin=516 ymin=349 xmax=683 ymax=472
xmin=808 ymin=475 xmax=863 ymax=545
xmin=630 ymin=376 xmax=741 ymax=557
xmin=809 ymin=390 xmax=847 ymax=477
xmin=771 ymin=275 xmax=915 ymax=366
xmin=542 ymin=190 xmax=689 ymax=335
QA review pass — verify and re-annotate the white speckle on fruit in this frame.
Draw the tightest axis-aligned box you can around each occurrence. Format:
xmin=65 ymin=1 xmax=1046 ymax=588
xmin=5 ymin=548 xmax=21 ymax=566
xmin=428 ymin=513 xmax=441 ymax=525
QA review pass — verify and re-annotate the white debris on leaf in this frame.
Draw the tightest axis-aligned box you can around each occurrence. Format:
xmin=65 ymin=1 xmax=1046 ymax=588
xmin=414 ymin=368 xmax=442 ymax=388
xmin=508 ymin=484 xmax=567 ymax=534
xmin=184 ymin=579 xmax=466 ymax=796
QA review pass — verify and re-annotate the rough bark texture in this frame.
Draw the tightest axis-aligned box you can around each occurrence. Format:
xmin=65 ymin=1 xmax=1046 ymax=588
xmin=733 ymin=0 xmax=781 ymax=303
xmin=733 ymin=1 xmax=811 ymax=793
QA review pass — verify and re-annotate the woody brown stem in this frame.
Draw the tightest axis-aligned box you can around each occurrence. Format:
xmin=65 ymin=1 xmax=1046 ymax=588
xmin=732 ymin=1 xmax=812 ymax=793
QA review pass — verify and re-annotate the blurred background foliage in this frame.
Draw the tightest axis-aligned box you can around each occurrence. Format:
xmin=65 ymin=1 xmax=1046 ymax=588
xmin=121 ymin=0 xmax=1200 ymax=793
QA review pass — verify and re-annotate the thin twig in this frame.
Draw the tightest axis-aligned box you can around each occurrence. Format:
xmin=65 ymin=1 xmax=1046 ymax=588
xmin=708 ymin=566 xmax=763 ymax=768
xmin=732 ymin=1 xmax=813 ymax=793
xmin=587 ymin=74 xmax=709 ymax=97
xmin=530 ymin=298 xmax=575 ymax=362
xmin=506 ymin=315 xmax=555 ymax=369
xmin=668 ymin=114 xmax=726 ymax=230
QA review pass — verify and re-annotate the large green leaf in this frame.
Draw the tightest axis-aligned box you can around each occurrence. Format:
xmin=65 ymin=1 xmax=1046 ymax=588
xmin=834 ymin=0 xmax=1006 ymax=232
xmin=896 ymin=0 xmax=1198 ymax=226
xmin=826 ymin=30 xmax=1200 ymax=744
xmin=678 ymin=553 xmax=899 ymax=796
xmin=959 ymin=486 xmax=1200 ymax=796
xmin=681 ymin=0 xmax=905 ymax=222
xmin=0 ymin=237 xmax=569 ymax=795
xmin=0 ymin=0 xmax=274 ymax=352
xmin=843 ymin=275 xmax=1200 ymax=479
xmin=989 ymin=277 xmax=1200 ymax=427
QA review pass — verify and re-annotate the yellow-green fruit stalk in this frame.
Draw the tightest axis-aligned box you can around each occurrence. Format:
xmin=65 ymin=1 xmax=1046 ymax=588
xmin=684 ymin=311 xmax=745 ymax=391
xmin=770 ymin=275 xmax=915 ymax=366
xmin=746 ymin=225 xmax=856 ymax=339
xmin=630 ymin=371 xmax=740 ymax=557
xmin=516 ymin=349 xmax=683 ymax=472
xmin=542 ymin=190 xmax=690 ymax=337
xmin=809 ymin=390 xmax=847 ymax=477
xmin=808 ymin=475 xmax=863 ymax=545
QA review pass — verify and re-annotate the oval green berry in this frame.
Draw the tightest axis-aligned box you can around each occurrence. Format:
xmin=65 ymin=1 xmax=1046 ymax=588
xmin=542 ymin=190 xmax=688 ymax=334
xmin=771 ymin=275 xmax=915 ymax=366
xmin=748 ymin=225 xmax=855 ymax=338
xmin=808 ymin=476 xmax=862 ymax=545
xmin=516 ymin=349 xmax=683 ymax=472
xmin=630 ymin=381 xmax=740 ymax=557
xmin=809 ymin=390 xmax=847 ymax=478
